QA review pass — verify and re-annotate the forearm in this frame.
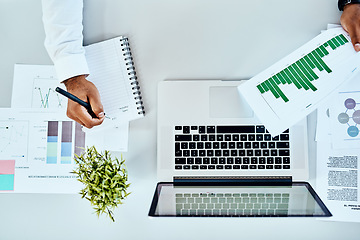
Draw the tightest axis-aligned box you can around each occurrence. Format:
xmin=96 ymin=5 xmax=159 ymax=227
xmin=41 ymin=0 xmax=89 ymax=82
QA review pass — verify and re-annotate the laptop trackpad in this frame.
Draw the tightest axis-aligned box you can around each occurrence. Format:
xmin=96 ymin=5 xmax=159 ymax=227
xmin=209 ymin=86 xmax=253 ymax=118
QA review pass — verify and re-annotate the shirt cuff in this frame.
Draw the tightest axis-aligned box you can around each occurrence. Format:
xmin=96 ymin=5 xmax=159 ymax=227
xmin=53 ymin=54 xmax=90 ymax=82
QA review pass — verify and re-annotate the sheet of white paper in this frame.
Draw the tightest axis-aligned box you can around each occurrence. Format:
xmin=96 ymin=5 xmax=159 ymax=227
xmin=11 ymin=64 xmax=129 ymax=152
xmin=328 ymin=75 xmax=360 ymax=149
xmin=327 ymin=24 xmax=341 ymax=29
xmin=84 ymin=37 xmax=144 ymax=122
xmin=315 ymin=104 xmax=331 ymax=142
xmin=238 ymin=28 xmax=360 ymax=136
xmin=83 ymin=120 xmax=129 ymax=152
xmin=316 ymin=140 xmax=360 ymax=222
xmin=12 ymin=64 xmax=66 ymax=109
xmin=0 ymin=108 xmax=83 ymax=193
xmin=316 ymin=64 xmax=360 ymax=222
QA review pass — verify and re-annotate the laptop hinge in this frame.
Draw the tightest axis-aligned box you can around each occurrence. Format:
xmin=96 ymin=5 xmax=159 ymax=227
xmin=173 ymin=176 xmax=292 ymax=186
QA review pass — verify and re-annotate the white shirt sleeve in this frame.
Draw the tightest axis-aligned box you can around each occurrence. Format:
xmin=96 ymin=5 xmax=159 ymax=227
xmin=41 ymin=0 xmax=89 ymax=82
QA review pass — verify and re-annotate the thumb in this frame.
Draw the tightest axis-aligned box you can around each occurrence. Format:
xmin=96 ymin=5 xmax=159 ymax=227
xmin=88 ymin=92 xmax=104 ymax=118
xmin=354 ymin=43 xmax=360 ymax=52
xmin=352 ymin=38 xmax=360 ymax=52
xmin=348 ymin=27 xmax=360 ymax=52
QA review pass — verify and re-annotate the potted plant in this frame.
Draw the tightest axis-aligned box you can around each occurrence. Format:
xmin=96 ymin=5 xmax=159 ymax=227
xmin=72 ymin=146 xmax=130 ymax=222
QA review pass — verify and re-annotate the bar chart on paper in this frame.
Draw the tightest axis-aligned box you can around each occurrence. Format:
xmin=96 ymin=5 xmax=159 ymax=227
xmin=239 ymin=28 xmax=360 ymax=135
xmin=0 ymin=109 xmax=87 ymax=193
xmin=46 ymin=121 xmax=85 ymax=164
xmin=256 ymin=34 xmax=349 ymax=103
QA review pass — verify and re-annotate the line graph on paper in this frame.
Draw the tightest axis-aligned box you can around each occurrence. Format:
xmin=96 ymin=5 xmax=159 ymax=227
xmin=0 ymin=121 xmax=28 ymax=161
xmin=32 ymin=78 xmax=65 ymax=109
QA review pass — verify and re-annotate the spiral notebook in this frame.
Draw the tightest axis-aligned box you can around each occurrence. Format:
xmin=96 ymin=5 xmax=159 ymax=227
xmin=85 ymin=36 xmax=145 ymax=122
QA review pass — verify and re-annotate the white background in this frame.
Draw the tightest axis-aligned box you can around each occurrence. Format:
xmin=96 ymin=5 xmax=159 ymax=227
xmin=1 ymin=0 xmax=359 ymax=239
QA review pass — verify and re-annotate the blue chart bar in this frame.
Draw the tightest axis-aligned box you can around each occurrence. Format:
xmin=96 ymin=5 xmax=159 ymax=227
xmin=46 ymin=121 xmax=84 ymax=164
xmin=46 ymin=121 xmax=58 ymax=164
xmin=61 ymin=121 xmax=72 ymax=164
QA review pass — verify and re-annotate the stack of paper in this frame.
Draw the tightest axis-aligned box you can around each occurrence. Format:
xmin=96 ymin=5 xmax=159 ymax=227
xmin=0 ymin=64 xmax=130 ymax=193
xmin=316 ymin=74 xmax=360 ymax=223
xmin=314 ymin=25 xmax=360 ymax=223
xmin=238 ymin=24 xmax=360 ymax=222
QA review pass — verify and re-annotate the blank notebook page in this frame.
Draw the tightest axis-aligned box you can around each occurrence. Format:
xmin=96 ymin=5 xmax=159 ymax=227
xmin=85 ymin=37 xmax=141 ymax=121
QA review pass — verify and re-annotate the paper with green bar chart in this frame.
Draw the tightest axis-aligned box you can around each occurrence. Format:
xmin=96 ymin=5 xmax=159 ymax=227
xmin=238 ymin=28 xmax=360 ymax=136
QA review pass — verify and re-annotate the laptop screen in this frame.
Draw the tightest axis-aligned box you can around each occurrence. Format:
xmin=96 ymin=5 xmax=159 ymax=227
xmin=148 ymin=182 xmax=331 ymax=217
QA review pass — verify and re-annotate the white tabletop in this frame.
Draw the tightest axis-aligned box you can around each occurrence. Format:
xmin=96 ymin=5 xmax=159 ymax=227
xmin=1 ymin=0 xmax=359 ymax=239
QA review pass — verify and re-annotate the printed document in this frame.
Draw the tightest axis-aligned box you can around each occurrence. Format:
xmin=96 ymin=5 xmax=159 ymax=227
xmin=316 ymin=140 xmax=360 ymax=222
xmin=12 ymin=64 xmax=129 ymax=152
xmin=316 ymin=76 xmax=360 ymax=222
xmin=0 ymin=109 xmax=81 ymax=193
xmin=239 ymin=28 xmax=360 ymax=136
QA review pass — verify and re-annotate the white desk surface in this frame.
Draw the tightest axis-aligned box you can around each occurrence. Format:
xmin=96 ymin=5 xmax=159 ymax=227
xmin=1 ymin=0 xmax=359 ymax=239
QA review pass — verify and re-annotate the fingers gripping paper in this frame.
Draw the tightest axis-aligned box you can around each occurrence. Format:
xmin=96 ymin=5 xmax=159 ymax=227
xmin=238 ymin=28 xmax=360 ymax=136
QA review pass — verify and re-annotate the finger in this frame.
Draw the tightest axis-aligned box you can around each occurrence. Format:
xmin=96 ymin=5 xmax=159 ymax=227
xmin=76 ymin=105 xmax=105 ymax=128
xmin=66 ymin=91 xmax=105 ymax=127
xmin=87 ymin=88 xmax=104 ymax=117
xmin=71 ymin=115 xmax=86 ymax=128
xmin=67 ymin=101 xmax=96 ymax=128
xmin=345 ymin=22 xmax=360 ymax=52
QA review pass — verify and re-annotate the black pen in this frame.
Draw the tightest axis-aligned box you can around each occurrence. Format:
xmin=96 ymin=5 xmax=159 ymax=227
xmin=55 ymin=87 xmax=99 ymax=118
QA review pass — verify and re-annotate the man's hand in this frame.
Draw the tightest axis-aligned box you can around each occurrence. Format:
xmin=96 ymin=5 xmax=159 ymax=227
xmin=63 ymin=75 xmax=105 ymax=128
xmin=341 ymin=3 xmax=360 ymax=51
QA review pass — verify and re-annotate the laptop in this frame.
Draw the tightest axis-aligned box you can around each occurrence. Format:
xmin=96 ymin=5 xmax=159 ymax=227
xmin=149 ymin=79 xmax=331 ymax=217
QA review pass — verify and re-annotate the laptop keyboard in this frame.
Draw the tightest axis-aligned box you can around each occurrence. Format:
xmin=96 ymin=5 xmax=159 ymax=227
xmin=174 ymin=125 xmax=290 ymax=170
xmin=175 ymin=192 xmax=290 ymax=216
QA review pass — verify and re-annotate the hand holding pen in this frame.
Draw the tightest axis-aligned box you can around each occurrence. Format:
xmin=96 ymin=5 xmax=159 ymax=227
xmin=56 ymin=75 xmax=105 ymax=128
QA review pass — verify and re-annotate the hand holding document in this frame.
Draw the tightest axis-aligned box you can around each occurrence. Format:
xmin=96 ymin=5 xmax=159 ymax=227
xmin=11 ymin=64 xmax=129 ymax=152
xmin=238 ymin=28 xmax=360 ymax=136
xmin=2 ymin=37 xmax=143 ymax=193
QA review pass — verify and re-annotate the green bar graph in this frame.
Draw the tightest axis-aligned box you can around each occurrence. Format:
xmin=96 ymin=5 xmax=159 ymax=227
xmin=327 ymin=40 xmax=336 ymax=50
xmin=335 ymin=35 xmax=345 ymax=45
xmin=257 ymin=84 xmax=265 ymax=93
xmin=256 ymin=34 xmax=348 ymax=102
xmin=320 ymin=45 xmax=329 ymax=55
xmin=309 ymin=51 xmax=324 ymax=71
xmin=339 ymin=34 xmax=349 ymax=43
xmin=265 ymin=80 xmax=279 ymax=99
xmin=302 ymin=75 xmax=317 ymax=91
xmin=276 ymin=73 xmax=286 ymax=84
xmin=270 ymin=78 xmax=289 ymax=102
xmin=290 ymin=65 xmax=309 ymax=90
xmin=296 ymin=60 xmax=313 ymax=81
xmin=261 ymin=82 xmax=269 ymax=91
xmin=333 ymin=38 xmax=341 ymax=47
xmin=284 ymin=68 xmax=302 ymax=89
xmin=304 ymin=55 xmax=315 ymax=69
xmin=273 ymin=76 xmax=281 ymax=84
xmin=280 ymin=71 xmax=292 ymax=84
xmin=316 ymin=48 xmax=324 ymax=57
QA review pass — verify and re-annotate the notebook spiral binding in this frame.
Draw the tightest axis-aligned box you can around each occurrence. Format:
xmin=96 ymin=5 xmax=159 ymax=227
xmin=120 ymin=37 xmax=145 ymax=115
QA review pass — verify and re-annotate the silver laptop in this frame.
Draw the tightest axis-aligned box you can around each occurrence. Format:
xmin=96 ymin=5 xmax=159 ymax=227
xmin=150 ymin=79 xmax=330 ymax=217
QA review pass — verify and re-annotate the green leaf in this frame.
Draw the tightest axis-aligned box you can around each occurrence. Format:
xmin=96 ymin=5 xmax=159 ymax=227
xmin=71 ymin=146 xmax=130 ymax=222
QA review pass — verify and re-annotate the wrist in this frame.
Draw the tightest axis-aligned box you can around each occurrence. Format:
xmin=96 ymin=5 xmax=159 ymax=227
xmin=339 ymin=0 xmax=360 ymax=11
xmin=63 ymin=75 xmax=87 ymax=90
